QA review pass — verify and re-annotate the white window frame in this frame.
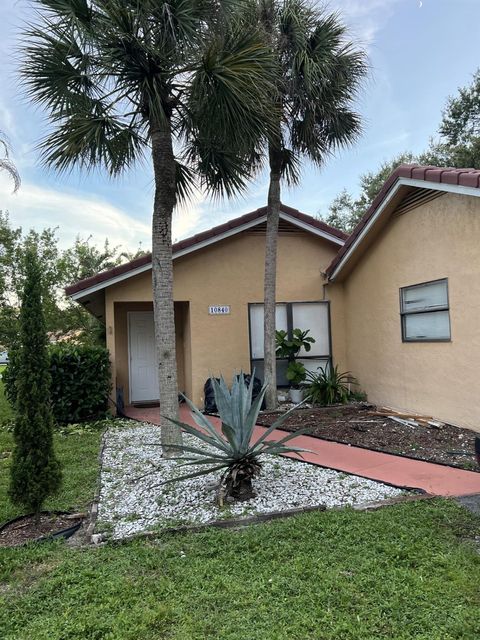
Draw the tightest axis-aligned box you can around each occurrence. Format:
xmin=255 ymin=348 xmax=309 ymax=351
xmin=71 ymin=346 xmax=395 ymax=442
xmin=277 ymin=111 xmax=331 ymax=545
xmin=400 ymin=278 xmax=451 ymax=343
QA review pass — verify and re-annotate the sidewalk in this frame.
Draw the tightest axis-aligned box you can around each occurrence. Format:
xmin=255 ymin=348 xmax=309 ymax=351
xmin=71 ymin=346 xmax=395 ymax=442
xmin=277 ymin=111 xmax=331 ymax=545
xmin=124 ymin=405 xmax=480 ymax=497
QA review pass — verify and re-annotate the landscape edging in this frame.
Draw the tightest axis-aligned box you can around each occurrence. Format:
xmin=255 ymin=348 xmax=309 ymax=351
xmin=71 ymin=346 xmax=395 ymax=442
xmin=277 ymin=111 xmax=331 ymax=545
xmin=83 ymin=427 xmax=109 ymax=544
xmin=101 ymin=491 xmax=436 ymax=546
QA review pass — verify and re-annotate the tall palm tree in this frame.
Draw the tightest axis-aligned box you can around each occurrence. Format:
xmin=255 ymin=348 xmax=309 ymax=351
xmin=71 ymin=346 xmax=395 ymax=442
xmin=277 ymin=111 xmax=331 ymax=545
xmin=257 ymin=0 xmax=368 ymax=409
xmin=0 ymin=132 xmax=20 ymax=192
xmin=23 ymin=0 xmax=275 ymax=454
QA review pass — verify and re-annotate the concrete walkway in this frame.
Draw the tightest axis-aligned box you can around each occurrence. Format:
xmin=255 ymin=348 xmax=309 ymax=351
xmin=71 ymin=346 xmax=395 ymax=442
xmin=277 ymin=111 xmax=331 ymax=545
xmin=124 ymin=405 xmax=480 ymax=497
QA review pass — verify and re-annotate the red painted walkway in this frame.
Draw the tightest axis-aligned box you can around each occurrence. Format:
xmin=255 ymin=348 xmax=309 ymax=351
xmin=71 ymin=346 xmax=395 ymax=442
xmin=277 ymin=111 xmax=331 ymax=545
xmin=124 ymin=405 xmax=480 ymax=497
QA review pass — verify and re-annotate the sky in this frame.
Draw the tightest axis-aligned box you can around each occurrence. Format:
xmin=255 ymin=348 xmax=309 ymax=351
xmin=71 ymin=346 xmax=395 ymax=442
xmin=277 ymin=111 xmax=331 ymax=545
xmin=0 ymin=0 xmax=479 ymax=252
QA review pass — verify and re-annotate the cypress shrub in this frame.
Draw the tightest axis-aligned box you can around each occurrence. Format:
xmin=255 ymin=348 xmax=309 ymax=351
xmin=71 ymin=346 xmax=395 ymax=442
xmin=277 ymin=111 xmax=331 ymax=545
xmin=9 ymin=248 xmax=62 ymax=516
xmin=5 ymin=344 xmax=111 ymax=424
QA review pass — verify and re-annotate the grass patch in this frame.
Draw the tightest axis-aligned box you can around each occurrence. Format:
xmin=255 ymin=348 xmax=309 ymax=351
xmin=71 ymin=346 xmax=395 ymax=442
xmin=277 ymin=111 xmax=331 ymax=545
xmin=0 ymin=422 xmax=105 ymax=523
xmin=0 ymin=499 xmax=479 ymax=639
xmin=0 ymin=365 xmax=13 ymax=425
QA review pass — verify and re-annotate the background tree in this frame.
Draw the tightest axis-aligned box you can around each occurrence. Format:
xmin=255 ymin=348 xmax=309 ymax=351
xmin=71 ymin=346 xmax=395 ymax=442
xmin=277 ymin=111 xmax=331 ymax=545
xmin=428 ymin=69 xmax=480 ymax=169
xmin=9 ymin=247 xmax=62 ymax=520
xmin=0 ymin=131 xmax=20 ymax=193
xmin=59 ymin=236 xmax=146 ymax=343
xmin=321 ymin=70 xmax=480 ymax=232
xmin=24 ymin=0 xmax=276 ymax=454
xmin=0 ymin=212 xmax=145 ymax=350
xmin=257 ymin=0 xmax=367 ymax=409
xmin=322 ymin=188 xmax=358 ymax=234
xmin=322 ymin=152 xmax=416 ymax=232
xmin=0 ymin=211 xmax=62 ymax=348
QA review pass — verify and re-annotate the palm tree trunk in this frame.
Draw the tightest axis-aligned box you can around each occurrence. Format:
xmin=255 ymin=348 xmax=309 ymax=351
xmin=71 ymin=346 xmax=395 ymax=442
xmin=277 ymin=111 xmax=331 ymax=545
xmin=150 ymin=119 xmax=182 ymax=456
xmin=263 ymin=147 xmax=282 ymax=410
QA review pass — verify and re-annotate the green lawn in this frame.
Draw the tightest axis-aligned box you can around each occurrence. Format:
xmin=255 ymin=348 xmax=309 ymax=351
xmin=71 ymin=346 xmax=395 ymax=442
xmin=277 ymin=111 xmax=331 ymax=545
xmin=0 ymin=415 xmax=479 ymax=639
xmin=0 ymin=502 xmax=478 ymax=638
xmin=0 ymin=365 xmax=13 ymax=425
xmin=0 ymin=422 xmax=105 ymax=523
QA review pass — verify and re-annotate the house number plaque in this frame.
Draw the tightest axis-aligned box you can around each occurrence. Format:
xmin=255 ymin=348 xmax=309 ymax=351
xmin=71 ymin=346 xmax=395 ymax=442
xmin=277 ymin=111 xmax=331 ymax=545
xmin=208 ymin=305 xmax=231 ymax=315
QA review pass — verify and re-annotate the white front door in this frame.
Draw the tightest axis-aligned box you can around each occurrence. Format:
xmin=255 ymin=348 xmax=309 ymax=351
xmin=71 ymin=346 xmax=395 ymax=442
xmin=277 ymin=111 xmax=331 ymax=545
xmin=128 ymin=312 xmax=159 ymax=403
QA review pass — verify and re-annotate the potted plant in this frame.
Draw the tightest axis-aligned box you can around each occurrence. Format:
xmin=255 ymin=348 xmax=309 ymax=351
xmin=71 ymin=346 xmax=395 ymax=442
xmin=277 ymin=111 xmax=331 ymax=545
xmin=286 ymin=361 xmax=307 ymax=403
xmin=275 ymin=328 xmax=315 ymax=360
xmin=275 ymin=328 xmax=315 ymax=403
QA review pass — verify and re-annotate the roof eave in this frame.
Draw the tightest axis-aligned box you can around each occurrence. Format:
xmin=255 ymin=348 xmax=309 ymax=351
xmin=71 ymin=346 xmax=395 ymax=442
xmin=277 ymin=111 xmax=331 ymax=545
xmin=327 ymin=177 xmax=480 ymax=282
xmin=68 ymin=208 xmax=345 ymax=301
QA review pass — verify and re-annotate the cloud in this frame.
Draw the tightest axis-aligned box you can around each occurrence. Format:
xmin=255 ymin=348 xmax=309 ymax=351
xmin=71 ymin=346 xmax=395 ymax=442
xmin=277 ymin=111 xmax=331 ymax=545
xmin=0 ymin=174 xmax=151 ymax=251
xmin=328 ymin=0 xmax=401 ymax=47
xmin=0 ymin=172 xmax=230 ymax=252
xmin=172 ymin=187 xmax=206 ymax=243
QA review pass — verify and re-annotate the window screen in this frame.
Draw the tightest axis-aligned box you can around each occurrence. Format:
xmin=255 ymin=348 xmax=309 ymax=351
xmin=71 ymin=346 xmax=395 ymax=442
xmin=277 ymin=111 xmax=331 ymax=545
xmin=292 ymin=303 xmax=330 ymax=356
xmin=400 ymin=279 xmax=450 ymax=342
xmin=249 ymin=302 xmax=331 ymax=385
xmin=249 ymin=304 xmax=287 ymax=359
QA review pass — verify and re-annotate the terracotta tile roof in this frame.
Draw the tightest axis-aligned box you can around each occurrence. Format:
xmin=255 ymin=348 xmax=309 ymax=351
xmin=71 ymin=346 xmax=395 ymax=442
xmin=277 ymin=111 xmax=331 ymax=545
xmin=66 ymin=204 xmax=347 ymax=297
xmin=325 ymin=164 xmax=480 ymax=279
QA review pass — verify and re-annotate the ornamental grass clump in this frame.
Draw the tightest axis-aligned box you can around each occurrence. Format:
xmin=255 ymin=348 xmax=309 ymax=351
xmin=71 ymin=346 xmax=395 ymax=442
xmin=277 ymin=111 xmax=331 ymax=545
xmin=305 ymin=365 xmax=355 ymax=406
xmin=164 ymin=374 xmax=309 ymax=504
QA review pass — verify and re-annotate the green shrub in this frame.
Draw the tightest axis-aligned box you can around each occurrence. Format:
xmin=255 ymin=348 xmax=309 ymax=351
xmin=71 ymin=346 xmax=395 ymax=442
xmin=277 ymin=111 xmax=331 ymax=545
xmin=305 ymin=365 xmax=356 ymax=406
xmin=9 ymin=247 xmax=62 ymax=515
xmin=5 ymin=344 xmax=111 ymax=424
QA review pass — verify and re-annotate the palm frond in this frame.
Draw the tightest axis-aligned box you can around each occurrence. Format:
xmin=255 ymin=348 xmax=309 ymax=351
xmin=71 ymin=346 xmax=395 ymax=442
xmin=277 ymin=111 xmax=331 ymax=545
xmin=0 ymin=132 xmax=20 ymax=192
xmin=39 ymin=111 xmax=144 ymax=175
xmin=184 ymin=140 xmax=256 ymax=199
xmin=183 ymin=22 xmax=276 ymax=197
xmin=265 ymin=1 xmax=369 ymax=174
xmin=175 ymin=160 xmax=197 ymax=204
xmin=0 ymin=158 xmax=21 ymax=193
xmin=37 ymin=0 xmax=92 ymax=24
xmin=23 ymin=0 xmax=275 ymax=199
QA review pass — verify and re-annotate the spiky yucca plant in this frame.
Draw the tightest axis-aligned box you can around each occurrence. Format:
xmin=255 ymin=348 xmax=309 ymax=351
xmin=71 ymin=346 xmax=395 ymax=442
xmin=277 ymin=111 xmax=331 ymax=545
xmin=164 ymin=374 xmax=308 ymax=503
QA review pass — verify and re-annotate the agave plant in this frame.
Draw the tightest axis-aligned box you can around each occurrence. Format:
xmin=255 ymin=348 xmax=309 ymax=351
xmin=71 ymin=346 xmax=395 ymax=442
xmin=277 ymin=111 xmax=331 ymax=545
xmin=163 ymin=374 xmax=309 ymax=504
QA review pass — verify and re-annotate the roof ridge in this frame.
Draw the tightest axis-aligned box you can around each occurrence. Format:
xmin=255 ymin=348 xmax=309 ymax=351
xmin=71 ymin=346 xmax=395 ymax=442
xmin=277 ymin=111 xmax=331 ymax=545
xmin=66 ymin=203 xmax=347 ymax=297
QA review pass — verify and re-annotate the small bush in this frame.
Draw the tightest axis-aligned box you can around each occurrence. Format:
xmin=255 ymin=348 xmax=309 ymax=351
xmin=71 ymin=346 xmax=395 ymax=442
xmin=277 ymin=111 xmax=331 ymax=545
xmin=305 ymin=365 xmax=356 ymax=406
xmin=5 ymin=344 xmax=111 ymax=424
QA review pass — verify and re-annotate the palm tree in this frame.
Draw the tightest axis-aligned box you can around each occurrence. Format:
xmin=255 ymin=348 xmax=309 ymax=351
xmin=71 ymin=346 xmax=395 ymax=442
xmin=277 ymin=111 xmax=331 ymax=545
xmin=257 ymin=0 xmax=368 ymax=409
xmin=0 ymin=132 xmax=20 ymax=192
xmin=22 ymin=0 xmax=275 ymax=454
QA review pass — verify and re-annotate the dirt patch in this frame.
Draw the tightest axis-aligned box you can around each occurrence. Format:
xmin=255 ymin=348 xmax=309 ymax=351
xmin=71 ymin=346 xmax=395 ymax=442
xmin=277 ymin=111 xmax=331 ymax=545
xmin=0 ymin=513 xmax=83 ymax=547
xmin=257 ymin=404 xmax=479 ymax=472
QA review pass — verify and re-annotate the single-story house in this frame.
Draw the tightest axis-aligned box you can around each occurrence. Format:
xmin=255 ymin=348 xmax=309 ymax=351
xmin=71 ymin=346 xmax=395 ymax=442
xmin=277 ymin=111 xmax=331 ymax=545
xmin=66 ymin=165 xmax=480 ymax=432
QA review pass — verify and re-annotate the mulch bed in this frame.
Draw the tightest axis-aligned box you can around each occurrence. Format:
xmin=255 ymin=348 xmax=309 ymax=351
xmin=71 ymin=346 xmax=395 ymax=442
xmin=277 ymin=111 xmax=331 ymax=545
xmin=0 ymin=513 xmax=83 ymax=547
xmin=257 ymin=404 xmax=480 ymax=472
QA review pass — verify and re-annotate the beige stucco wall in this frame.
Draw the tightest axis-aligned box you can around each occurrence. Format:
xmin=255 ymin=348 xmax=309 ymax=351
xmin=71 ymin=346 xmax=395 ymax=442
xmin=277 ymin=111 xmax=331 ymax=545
xmin=106 ymin=230 xmax=339 ymax=407
xmin=327 ymin=192 xmax=480 ymax=431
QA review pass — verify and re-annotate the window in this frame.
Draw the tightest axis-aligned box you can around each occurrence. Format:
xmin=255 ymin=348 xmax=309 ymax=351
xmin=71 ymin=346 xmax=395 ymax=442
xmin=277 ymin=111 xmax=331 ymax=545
xmin=400 ymin=279 xmax=451 ymax=342
xmin=248 ymin=302 xmax=331 ymax=385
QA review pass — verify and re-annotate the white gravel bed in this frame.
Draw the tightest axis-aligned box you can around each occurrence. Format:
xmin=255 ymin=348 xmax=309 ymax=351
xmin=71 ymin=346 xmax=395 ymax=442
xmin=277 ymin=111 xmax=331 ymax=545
xmin=96 ymin=422 xmax=405 ymax=540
